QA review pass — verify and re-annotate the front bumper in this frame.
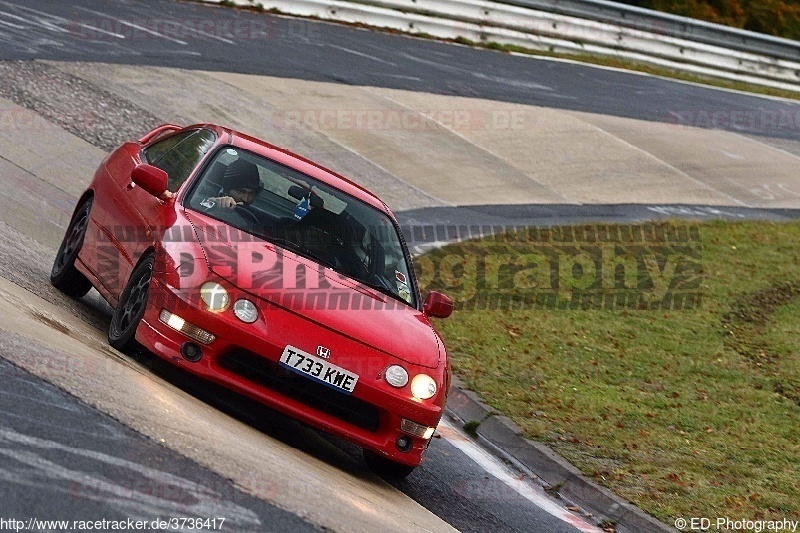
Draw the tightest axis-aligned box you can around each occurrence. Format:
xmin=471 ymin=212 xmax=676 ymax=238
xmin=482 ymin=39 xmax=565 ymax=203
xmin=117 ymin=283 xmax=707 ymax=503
xmin=137 ymin=278 xmax=445 ymax=466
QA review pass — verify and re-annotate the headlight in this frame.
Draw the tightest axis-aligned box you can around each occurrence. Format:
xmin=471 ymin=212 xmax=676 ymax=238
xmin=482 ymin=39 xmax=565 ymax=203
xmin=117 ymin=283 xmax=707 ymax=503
xmin=384 ymin=365 xmax=409 ymax=387
xmin=200 ymin=282 xmax=229 ymax=311
xmin=233 ymin=299 xmax=258 ymax=323
xmin=410 ymin=374 xmax=437 ymax=400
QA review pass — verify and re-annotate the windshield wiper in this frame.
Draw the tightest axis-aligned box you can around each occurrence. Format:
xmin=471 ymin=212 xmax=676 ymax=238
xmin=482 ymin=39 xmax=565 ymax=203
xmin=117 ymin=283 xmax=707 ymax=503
xmin=359 ymin=278 xmax=408 ymax=305
xmin=262 ymin=234 xmax=302 ymax=252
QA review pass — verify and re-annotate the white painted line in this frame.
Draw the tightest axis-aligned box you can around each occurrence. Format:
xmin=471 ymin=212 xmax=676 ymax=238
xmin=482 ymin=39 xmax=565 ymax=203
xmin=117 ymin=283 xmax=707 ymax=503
xmin=0 ymin=2 xmax=58 ymax=16
xmin=0 ymin=2 xmax=121 ymax=39
xmin=34 ymin=17 xmax=69 ymax=34
xmin=76 ymin=7 xmax=188 ymax=46
xmin=580 ymin=120 xmax=751 ymax=207
xmin=778 ymin=183 xmax=800 ymax=198
xmin=384 ymin=74 xmax=422 ymax=81
xmin=437 ymin=418 xmax=602 ymax=533
xmin=328 ymin=44 xmax=397 ymax=66
xmin=0 ymin=8 xmax=69 ymax=34
xmin=173 ymin=21 xmax=235 ymax=45
xmin=0 ymin=4 xmax=102 ymax=39
xmin=0 ymin=426 xmax=264 ymax=525
xmin=0 ymin=11 xmax=37 ymax=27
xmin=0 ymin=14 xmax=25 ymax=29
xmin=399 ymin=51 xmax=475 ymax=75
xmin=472 ymin=71 xmax=552 ymax=91
xmin=721 ymin=150 xmax=744 ymax=159
xmin=162 ymin=51 xmax=203 ymax=57
xmin=73 ymin=22 xmax=126 ymax=39
xmin=734 ymin=130 xmax=800 ymax=163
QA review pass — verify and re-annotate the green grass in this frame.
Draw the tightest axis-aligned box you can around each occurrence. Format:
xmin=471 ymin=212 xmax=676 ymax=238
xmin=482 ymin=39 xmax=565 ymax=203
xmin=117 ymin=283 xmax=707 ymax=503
xmin=423 ymin=220 xmax=800 ymax=522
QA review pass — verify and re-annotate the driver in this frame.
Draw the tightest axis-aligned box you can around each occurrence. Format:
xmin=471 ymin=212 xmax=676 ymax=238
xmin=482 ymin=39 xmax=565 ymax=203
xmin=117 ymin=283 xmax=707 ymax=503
xmin=203 ymin=159 xmax=262 ymax=210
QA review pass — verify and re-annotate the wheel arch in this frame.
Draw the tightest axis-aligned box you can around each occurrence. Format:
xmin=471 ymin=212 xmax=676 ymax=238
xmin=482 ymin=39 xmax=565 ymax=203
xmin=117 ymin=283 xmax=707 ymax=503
xmin=71 ymin=189 xmax=95 ymax=217
xmin=131 ymin=246 xmax=158 ymax=278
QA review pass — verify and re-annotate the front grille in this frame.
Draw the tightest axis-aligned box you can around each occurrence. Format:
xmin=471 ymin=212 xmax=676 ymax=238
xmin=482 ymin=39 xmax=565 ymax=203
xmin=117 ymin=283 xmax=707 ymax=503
xmin=218 ymin=349 xmax=381 ymax=433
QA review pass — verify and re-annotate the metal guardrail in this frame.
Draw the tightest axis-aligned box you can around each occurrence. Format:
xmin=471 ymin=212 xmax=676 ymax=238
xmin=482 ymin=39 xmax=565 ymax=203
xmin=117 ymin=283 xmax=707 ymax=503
xmin=203 ymin=0 xmax=800 ymax=91
xmin=501 ymin=0 xmax=800 ymax=62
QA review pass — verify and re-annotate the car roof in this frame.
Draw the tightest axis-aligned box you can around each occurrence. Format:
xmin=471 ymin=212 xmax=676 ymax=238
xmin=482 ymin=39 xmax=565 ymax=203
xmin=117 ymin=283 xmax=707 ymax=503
xmin=193 ymin=124 xmax=391 ymax=215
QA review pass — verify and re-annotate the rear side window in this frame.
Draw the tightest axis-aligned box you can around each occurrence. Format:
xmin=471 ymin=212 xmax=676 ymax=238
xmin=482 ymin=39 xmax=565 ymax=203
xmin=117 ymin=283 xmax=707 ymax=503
xmin=144 ymin=129 xmax=217 ymax=191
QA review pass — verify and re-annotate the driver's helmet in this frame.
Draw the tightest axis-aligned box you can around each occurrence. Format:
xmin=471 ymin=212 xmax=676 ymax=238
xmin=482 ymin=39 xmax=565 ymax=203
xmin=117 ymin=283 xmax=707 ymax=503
xmin=220 ymin=159 xmax=261 ymax=193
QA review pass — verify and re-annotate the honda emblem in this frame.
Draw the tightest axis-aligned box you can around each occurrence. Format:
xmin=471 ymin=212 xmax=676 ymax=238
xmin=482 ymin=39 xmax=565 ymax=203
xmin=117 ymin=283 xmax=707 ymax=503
xmin=316 ymin=346 xmax=331 ymax=359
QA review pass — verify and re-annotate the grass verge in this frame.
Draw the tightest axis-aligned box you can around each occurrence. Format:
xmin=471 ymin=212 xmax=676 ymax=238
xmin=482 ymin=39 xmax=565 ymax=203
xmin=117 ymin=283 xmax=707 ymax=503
xmin=422 ymin=220 xmax=800 ymax=522
xmin=463 ymin=38 xmax=800 ymax=102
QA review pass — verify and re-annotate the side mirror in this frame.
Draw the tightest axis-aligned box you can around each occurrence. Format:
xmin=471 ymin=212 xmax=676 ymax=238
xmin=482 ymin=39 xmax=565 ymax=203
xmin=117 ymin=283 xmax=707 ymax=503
xmin=131 ymin=164 xmax=169 ymax=198
xmin=423 ymin=291 xmax=453 ymax=319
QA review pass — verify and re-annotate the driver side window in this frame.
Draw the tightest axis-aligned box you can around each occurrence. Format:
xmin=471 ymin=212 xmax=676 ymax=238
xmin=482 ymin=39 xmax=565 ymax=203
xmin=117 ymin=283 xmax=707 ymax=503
xmin=144 ymin=129 xmax=217 ymax=192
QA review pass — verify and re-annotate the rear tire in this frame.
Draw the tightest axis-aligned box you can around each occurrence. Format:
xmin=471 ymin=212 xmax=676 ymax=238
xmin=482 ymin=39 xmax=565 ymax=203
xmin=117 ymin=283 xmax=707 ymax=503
xmin=50 ymin=198 xmax=93 ymax=298
xmin=108 ymin=254 xmax=154 ymax=352
xmin=363 ymin=449 xmax=416 ymax=479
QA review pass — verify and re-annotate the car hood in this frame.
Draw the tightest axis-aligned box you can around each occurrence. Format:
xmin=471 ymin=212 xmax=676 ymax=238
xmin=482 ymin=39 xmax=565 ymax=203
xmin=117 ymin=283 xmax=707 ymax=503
xmin=185 ymin=210 xmax=442 ymax=368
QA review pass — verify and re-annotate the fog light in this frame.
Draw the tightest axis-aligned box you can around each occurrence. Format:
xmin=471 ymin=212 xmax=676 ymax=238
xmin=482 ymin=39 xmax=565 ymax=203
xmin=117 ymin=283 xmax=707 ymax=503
xmin=159 ymin=309 xmax=216 ymax=345
xmin=401 ymin=419 xmax=435 ymax=440
xmin=384 ymin=365 xmax=408 ymax=388
xmin=395 ymin=435 xmax=413 ymax=453
xmin=180 ymin=342 xmax=203 ymax=362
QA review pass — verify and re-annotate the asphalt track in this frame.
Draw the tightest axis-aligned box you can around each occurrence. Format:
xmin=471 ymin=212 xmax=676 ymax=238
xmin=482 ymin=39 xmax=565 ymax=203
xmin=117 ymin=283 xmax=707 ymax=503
xmin=4 ymin=0 xmax=800 ymax=219
xmin=0 ymin=357 xmax=316 ymax=533
xmin=1 ymin=0 xmax=800 ymax=531
xmin=2 ymin=0 xmax=800 ymax=141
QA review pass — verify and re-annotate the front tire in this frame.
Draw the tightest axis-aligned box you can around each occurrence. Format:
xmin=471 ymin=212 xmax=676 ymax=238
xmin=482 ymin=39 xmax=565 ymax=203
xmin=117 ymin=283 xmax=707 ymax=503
xmin=109 ymin=254 xmax=154 ymax=352
xmin=50 ymin=198 xmax=93 ymax=298
xmin=363 ymin=449 xmax=416 ymax=479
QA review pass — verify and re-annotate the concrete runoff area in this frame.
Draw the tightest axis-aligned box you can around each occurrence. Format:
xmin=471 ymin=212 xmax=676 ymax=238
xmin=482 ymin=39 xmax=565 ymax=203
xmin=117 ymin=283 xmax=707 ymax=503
xmin=44 ymin=61 xmax=800 ymax=212
xmin=0 ymin=274 xmax=457 ymax=533
xmin=0 ymin=98 xmax=106 ymax=248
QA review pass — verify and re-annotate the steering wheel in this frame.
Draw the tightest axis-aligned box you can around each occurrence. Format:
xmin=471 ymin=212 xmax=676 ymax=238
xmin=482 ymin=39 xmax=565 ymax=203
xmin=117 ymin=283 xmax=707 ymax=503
xmin=234 ymin=204 xmax=261 ymax=226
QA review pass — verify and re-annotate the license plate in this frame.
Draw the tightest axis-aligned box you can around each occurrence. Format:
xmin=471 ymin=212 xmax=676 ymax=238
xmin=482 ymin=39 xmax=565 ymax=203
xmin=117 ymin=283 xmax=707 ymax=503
xmin=279 ymin=345 xmax=359 ymax=394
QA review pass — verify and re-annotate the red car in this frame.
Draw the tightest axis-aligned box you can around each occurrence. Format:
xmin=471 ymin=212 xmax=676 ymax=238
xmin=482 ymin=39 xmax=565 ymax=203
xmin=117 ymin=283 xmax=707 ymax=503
xmin=51 ymin=123 xmax=453 ymax=477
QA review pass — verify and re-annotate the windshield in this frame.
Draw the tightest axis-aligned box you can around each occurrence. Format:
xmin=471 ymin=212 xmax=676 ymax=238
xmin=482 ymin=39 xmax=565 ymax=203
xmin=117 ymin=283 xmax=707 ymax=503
xmin=185 ymin=146 xmax=417 ymax=307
